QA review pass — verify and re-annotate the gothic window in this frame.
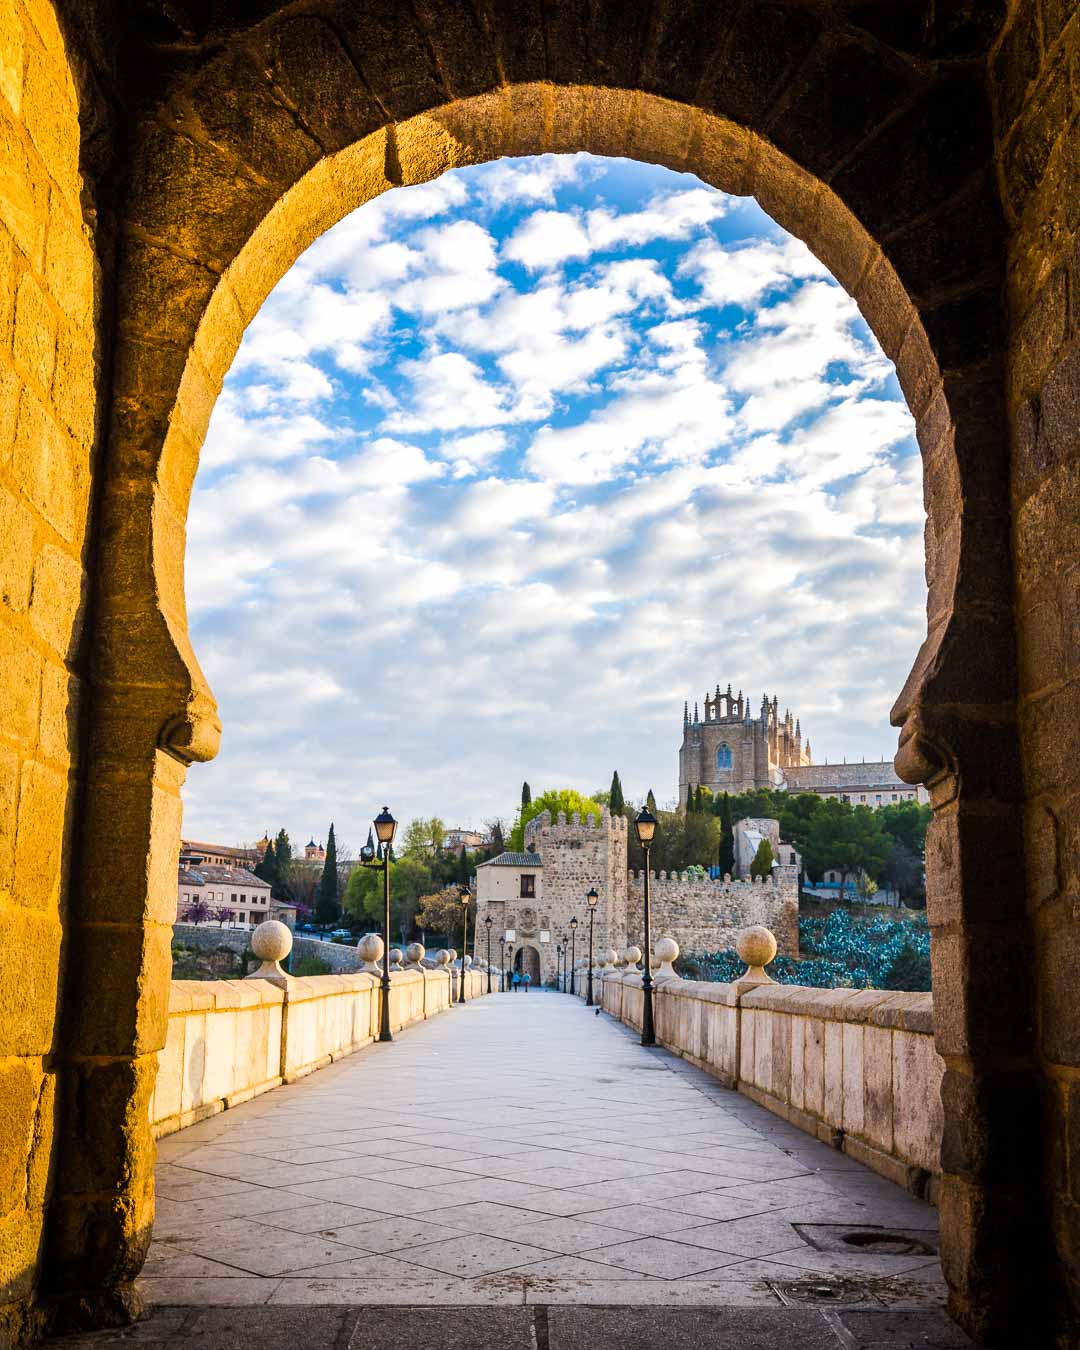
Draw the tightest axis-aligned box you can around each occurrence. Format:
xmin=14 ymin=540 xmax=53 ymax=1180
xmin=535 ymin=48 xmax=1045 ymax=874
xmin=520 ymin=874 xmax=536 ymax=898
xmin=716 ymin=743 xmax=732 ymax=771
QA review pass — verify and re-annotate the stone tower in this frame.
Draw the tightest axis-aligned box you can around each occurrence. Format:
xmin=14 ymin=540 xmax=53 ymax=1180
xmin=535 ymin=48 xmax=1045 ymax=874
xmin=678 ymin=683 xmax=811 ymax=807
xmin=521 ymin=807 xmax=628 ymax=983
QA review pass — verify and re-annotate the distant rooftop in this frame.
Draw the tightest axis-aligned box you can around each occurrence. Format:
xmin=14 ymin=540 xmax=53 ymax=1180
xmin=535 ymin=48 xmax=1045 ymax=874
xmin=478 ymin=851 xmax=542 ymax=868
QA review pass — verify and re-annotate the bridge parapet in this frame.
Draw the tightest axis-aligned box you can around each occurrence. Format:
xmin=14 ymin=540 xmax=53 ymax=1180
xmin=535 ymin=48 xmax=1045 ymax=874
xmin=599 ymin=937 xmax=941 ymax=1201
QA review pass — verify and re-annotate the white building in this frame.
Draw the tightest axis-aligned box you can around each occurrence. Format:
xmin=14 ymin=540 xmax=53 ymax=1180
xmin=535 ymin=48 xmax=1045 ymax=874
xmin=176 ymin=863 xmax=272 ymax=929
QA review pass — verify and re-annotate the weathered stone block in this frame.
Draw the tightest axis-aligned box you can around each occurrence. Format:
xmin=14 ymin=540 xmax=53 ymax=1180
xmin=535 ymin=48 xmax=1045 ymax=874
xmin=0 ymin=482 xmax=33 ymax=610
xmin=0 ymin=903 xmax=60 ymax=1055
xmin=14 ymin=758 xmax=70 ymax=912
xmin=13 ymin=269 xmax=55 ymax=393
xmin=12 ymin=389 xmax=86 ymax=544
xmin=29 ymin=544 xmax=84 ymax=660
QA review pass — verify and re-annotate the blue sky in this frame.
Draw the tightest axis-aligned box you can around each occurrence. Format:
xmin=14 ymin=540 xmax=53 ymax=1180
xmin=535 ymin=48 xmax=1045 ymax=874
xmin=182 ymin=154 xmax=926 ymax=851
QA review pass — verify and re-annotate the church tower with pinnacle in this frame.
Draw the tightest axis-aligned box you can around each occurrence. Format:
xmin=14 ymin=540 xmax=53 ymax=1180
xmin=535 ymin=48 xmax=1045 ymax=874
xmin=678 ymin=682 xmax=812 ymax=808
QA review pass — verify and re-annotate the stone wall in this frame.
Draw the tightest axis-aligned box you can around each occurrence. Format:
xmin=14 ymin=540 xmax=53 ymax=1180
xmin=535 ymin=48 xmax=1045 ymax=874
xmin=151 ymin=967 xmax=487 ymax=1137
xmin=626 ymin=869 xmax=800 ymax=959
xmin=172 ymin=922 xmax=363 ymax=973
xmin=0 ymin=1 xmax=102 ymax=1339
xmin=600 ymin=971 xmax=942 ymax=1199
xmin=993 ymin=0 xmax=1080 ymax=1333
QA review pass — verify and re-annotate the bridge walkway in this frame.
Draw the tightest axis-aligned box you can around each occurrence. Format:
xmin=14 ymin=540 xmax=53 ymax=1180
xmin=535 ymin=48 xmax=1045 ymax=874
xmin=53 ymin=990 xmax=975 ymax=1347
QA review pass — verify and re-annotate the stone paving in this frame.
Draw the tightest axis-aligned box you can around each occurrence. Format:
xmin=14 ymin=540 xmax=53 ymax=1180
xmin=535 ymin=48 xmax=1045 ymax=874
xmin=53 ymin=991 xmax=979 ymax=1346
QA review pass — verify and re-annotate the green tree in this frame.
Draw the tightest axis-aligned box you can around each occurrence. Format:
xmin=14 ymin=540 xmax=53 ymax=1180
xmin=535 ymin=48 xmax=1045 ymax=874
xmin=402 ymin=817 xmax=446 ymax=858
xmin=646 ymin=788 xmax=657 ymax=813
xmin=254 ymin=839 xmax=276 ymax=888
xmin=510 ymin=788 xmax=603 ymax=851
xmin=417 ymin=886 xmax=474 ymax=945
xmin=609 ymin=771 xmax=625 ymax=815
xmin=884 ymin=841 xmax=925 ymax=906
xmin=272 ymin=830 xmax=294 ymax=901
xmin=750 ymin=837 xmax=775 ymax=879
xmin=718 ymin=793 xmax=735 ymax=875
xmin=883 ymin=940 xmax=932 ymax=991
xmin=315 ymin=822 xmax=339 ymax=923
xmin=457 ymin=843 xmax=470 ymax=885
xmin=521 ymin=781 xmax=532 ymax=811
xmin=487 ymin=819 xmax=506 ymax=856
xmin=342 ymin=854 xmax=432 ymax=942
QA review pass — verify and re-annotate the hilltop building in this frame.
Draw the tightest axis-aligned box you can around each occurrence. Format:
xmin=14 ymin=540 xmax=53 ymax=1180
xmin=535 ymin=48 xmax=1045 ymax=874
xmin=678 ymin=682 xmax=928 ymax=809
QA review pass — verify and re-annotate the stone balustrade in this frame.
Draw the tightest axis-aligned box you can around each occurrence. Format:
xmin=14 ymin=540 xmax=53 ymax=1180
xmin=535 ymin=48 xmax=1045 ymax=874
xmin=589 ymin=933 xmax=943 ymax=1200
xmin=151 ymin=925 xmax=489 ymax=1137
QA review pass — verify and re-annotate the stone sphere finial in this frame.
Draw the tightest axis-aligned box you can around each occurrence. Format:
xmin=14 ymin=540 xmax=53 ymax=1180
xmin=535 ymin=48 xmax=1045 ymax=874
xmin=434 ymin=949 xmax=451 ymax=967
xmin=389 ymin=947 xmax=403 ymax=969
xmin=736 ymin=926 xmax=777 ymax=984
xmin=357 ymin=932 xmax=384 ymax=974
xmin=602 ymin=947 xmax=618 ymax=971
xmin=246 ymin=920 xmax=293 ymax=987
xmin=623 ymin=945 xmax=642 ymax=971
xmin=653 ymin=936 xmax=680 ymax=982
xmin=405 ymin=941 xmax=425 ymax=968
xmin=463 ymin=954 xmax=472 ymax=968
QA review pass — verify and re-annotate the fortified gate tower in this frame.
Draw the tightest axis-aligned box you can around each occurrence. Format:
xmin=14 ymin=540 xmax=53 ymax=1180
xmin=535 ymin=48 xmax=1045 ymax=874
xmin=474 ymin=808 xmax=628 ymax=986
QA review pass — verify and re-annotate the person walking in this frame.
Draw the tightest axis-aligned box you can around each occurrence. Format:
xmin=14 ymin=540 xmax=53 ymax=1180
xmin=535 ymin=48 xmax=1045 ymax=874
xmin=511 ymin=970 xmax=520 ymax=993
xmin=523 ymin=971 xmax=531 ymax=993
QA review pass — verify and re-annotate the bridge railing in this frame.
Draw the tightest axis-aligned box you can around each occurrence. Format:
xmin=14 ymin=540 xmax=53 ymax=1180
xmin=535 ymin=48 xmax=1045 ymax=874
xmin=581 ymin=937 xmax=942 ymax=1201
xmin=152 ymin=926 xmax=489 ymax=1137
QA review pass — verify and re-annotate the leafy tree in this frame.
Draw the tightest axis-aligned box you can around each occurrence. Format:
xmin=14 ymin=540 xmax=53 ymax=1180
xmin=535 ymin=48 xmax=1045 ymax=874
xmin=627 ymin=808 xmax=719 ymax=874
xmin=521 ymin=781 xmax=532 ymax=811
xmin=718 ymin=793 xmax=735 ymax=876
xmin=342 ymin=853 xmax=433 ymax=942
xmin=487 ymin=819 xmax=506 ymax=856
xmin=402 ymin=817 xmax=446 ymax=858
xmin=210 ymin=905 xmax=234 ymax=928
xmin=884 ymin=841 xmax=926 ymax=906
xmin=609 ymin=771 xmax=625 ymax=815
xmin=883 ymin=940 xmax=932 ymax=991
xmin=185 ymin=897 xmax=211 ymax=924
xmin=750 ymin=837 xmax=775 ymax=879
xmin=510 ymin=788 xmax=603 ymax=851
xmin=315 ymin=822 xmax=339 ymax=923
xmin=417 ymin=886 xmax=473 ymax=944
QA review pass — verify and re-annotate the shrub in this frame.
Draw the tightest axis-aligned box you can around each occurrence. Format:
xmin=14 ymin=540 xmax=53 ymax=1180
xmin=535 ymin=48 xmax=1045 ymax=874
xmin=293 ymin=956 xmax=332 ymax=976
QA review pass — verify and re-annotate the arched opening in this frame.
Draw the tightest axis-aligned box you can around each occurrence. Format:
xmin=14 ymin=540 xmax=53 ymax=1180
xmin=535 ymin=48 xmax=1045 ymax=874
xmin=77 ymin=90 xmax=1018 ymax=1335
xmin=13 ymin=3 xmax=1060 ymax=1334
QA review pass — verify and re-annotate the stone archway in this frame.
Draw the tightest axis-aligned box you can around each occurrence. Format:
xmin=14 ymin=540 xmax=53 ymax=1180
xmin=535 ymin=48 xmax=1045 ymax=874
xmin=513 ymin=944 xmax=541 ymax=987
xmin=76 ymin=85 xmax=1026 ymax=1342
xmin=0 ymin=2 xmax=1072 ymax=1342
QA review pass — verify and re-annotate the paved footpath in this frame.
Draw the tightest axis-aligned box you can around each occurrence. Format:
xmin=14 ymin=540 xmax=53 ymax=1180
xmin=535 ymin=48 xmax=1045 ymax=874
xmin=54 ymin=990 xmax=978 ymax=1347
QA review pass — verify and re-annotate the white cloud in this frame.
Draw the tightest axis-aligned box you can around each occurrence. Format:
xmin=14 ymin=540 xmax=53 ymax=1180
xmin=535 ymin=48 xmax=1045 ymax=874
xmin=679 ymin=236 xmax=827 ymax=309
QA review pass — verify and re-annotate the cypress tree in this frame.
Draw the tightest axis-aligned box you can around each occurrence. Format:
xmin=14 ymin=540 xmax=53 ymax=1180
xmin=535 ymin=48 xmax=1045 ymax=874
xmin=750 ymin=837 xmax=775 ymax=879
xmin=521 ymin=781 xmax=532 ymax=811
xmin=646 ymin=788 xmax=657 ymax=813
xmin=458 ymin=843 xmax=470 ymax=884
xmin=272 ymin=829 xmax=293 ymax=901
xmin=315 ymin=823 xmax=339 ymax=923
xmin=718 ymin=793 xmax=735 ymax=875
xmin=609 ymin=771 xmax=625 ymax=815
xmin=254 ymin=839 xmax=276 ymax=887
xmin=490 ymin=820 xmax=506 ymax=855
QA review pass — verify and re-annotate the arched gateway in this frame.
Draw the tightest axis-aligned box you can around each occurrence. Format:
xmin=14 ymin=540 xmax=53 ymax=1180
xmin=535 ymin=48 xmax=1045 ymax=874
xmin=0 ymin=2 xmax=1075 ymax=1345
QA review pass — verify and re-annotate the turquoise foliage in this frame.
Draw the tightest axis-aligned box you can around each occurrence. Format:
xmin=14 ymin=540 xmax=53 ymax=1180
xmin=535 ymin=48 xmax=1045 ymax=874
xmin=681 ymin=909 xmax=932 ymax=991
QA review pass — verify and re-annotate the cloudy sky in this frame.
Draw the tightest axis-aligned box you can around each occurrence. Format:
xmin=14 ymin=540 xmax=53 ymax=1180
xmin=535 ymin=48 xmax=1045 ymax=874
xmin=182 ymin=153 xmax=926 ymax=850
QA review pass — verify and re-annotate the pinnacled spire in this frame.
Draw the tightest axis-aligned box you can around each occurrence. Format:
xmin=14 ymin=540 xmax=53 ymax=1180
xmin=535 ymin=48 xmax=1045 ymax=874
xmin=683 ymin=700 xmax=689 ymax=725
xmin=694 ymin=701 xmax=700 ymax=723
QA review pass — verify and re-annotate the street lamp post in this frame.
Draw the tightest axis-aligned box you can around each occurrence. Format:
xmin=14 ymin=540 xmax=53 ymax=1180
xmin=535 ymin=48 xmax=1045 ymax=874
xmin=499 ymin=935 xmax=506 ymax=991
xmin=484 ymin=914 xmax=493 ymax=993
xmin=635 ymin=803 xmax=657 ymax=1046
xmin=458 ymin=886 xmax=470 ymax=1004
xmin=585 ymin=887 xmax=599 ymax=1006
xmin=569 ymin=916 xmax=579 ymax=996
xmin=556 ymin=943 xmax=563 ymax=991
xmin=359 ymin=806 xmax=398 ymax=1043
